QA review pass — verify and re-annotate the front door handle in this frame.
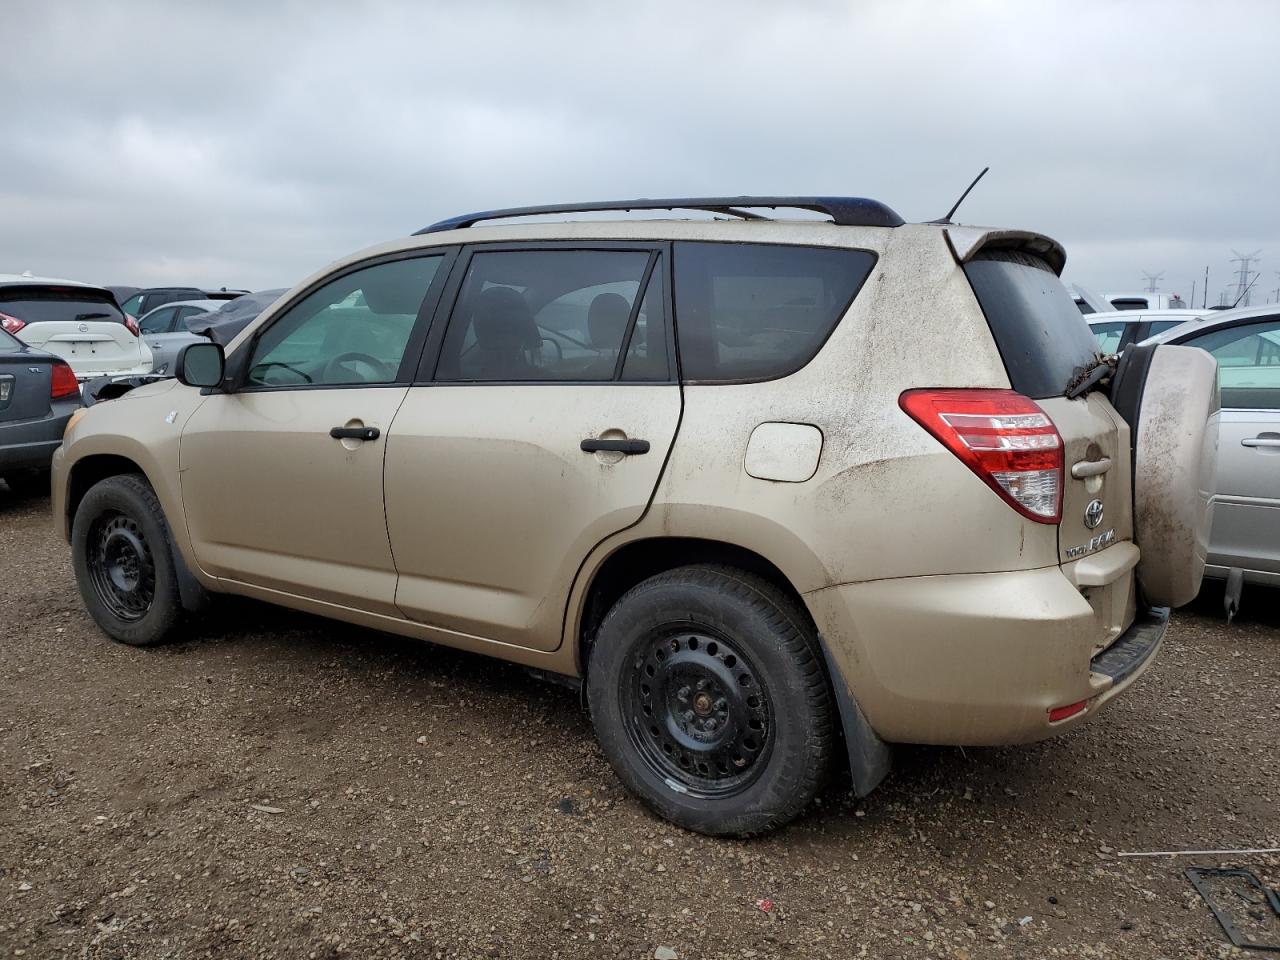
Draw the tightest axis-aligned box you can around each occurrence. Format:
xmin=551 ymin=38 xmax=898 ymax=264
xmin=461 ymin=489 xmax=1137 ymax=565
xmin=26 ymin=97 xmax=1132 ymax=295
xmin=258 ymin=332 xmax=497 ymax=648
xmin=330 ymin=425 xmax=380 ymax=442
xmin=581 ymin=438 xmax=650 ymax=455
xmin=1241 ymin=437 xmax=1280 ymax=448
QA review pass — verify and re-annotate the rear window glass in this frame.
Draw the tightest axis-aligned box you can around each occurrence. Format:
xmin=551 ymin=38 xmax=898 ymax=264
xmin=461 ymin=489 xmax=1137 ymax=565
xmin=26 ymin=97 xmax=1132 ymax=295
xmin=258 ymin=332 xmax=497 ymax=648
xmin=964 ymin=251 xmax=1099 ymax=399
xmin=1110 ymin=298 xmax=1148 ymax=311
xmin=673 ymin=242 xmax=875 ymax=382
xmin=0 ymin=287 xmax=125 ymax=325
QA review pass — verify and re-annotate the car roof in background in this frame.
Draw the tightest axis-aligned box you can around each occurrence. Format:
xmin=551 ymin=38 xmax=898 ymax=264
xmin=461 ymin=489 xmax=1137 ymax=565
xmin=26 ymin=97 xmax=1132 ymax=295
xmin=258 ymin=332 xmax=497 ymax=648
xmin=0 ymin=273 xmax=110 ymax=295
xmin=1085 ymin=309 xmax=1204 ymax=323
xmin=139 ymin=298 xmax=225 ymax=317
xmin=1142 ymin=303 xmax=1280 ymax=345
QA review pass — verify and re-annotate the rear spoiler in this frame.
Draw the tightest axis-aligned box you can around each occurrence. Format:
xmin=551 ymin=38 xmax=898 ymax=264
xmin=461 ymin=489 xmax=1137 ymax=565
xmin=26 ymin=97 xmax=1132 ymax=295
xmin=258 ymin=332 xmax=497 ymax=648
xmin=943 ymin=226 xmax=1067 ymax=277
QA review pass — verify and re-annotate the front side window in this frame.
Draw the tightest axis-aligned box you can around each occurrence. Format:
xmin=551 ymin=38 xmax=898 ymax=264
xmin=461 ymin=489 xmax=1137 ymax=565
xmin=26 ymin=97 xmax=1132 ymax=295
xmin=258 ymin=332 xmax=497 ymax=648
xmin=673 ymin=242 xmax=875 ymax=382
xmin=120 ymin=293 xmax=144 ymax=317
xmin=1147 ymin=320 xmax=1183 ymax=336
xmin=1090 ymin=321 xmax=1127 ymax=354
xmin=1185 ymin=319 xmax=1280 ymax=409
xmin=139 ymin=307 xmax=177 ymax=335
xmin=435 ymin=249 xmax=665 ymax=382
xmin=246 ymin=256 xmax=443 ymax=388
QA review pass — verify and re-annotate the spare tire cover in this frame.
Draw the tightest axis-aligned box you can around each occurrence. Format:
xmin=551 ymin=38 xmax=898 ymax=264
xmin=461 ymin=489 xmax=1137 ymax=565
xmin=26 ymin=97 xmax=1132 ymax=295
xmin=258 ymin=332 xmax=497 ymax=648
xmin=1130 ymin=344 xmax=1220 ymax=607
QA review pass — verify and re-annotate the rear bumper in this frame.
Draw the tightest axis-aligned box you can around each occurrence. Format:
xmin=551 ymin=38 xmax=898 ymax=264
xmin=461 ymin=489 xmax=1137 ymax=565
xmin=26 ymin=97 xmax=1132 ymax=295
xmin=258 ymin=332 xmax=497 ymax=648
xmin=804 ymin=562 xmax=1164 ymax=746
xmin=0 ymin=410 xmax=72 ymax=473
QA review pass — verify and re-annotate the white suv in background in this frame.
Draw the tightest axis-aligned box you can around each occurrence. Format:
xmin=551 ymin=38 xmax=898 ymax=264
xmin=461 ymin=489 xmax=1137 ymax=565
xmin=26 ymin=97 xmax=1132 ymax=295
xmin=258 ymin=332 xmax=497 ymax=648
xmin=0 ymin=275 xmax=154 ymax=383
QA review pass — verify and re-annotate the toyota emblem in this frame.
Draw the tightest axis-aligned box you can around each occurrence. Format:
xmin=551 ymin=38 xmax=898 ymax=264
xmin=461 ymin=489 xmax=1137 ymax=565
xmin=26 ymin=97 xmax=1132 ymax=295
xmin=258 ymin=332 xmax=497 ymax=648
xmin=1084 ymin=499 xmax=1105 ymax=529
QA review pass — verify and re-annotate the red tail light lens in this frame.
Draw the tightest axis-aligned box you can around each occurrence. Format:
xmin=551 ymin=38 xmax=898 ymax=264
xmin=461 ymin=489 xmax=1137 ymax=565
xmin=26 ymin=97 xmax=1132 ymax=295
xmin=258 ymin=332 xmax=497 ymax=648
xmin=124 ymin=315 xmax=141 ymax=337
xmin=899 ymin=388 xmax=1063 ymax=523
xmin=0 ymin=312 xmax=26 ymax=335
xmin=50 ymin=362 xmax=80 ymax=400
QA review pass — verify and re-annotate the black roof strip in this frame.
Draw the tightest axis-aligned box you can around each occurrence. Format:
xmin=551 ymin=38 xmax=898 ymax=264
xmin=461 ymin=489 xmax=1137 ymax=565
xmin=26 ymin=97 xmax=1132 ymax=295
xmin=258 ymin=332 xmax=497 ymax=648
xmin=414 ymin=196 xmax=905 ymax=234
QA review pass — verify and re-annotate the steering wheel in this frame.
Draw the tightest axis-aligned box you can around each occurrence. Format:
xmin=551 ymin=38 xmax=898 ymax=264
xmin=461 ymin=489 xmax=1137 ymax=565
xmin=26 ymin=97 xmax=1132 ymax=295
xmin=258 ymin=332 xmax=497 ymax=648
xmin=322 ymin=352 xmax=394 ymax=383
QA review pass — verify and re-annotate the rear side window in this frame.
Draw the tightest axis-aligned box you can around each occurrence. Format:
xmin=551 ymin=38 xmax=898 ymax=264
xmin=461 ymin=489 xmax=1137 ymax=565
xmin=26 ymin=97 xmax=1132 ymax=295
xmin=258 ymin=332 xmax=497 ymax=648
xmin=1147 ymin=320 xmax=1183 ymax=336
xmin=435 ymin=248 xmax=666 ymax=382
xmin=1183 ymin=319 xmax=1280 ymax=409
xmin=1090 ymin=320 xmax=1127 ymax=354
xmin=0 ymin=287 xmax=125 ymax=326
xmin=964 ymin=251 xmax=1098 ymax=399
xmin=673 ymin=242 xmax=875 ymax=382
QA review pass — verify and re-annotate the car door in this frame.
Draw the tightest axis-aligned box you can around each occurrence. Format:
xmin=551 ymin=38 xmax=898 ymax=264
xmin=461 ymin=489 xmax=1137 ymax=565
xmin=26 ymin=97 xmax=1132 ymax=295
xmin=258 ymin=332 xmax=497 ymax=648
xmin=1180 ymin=318 xmax=1280 ymax=575
xmin=179 ymin=251 xmax=454 ymax=613
xmin=383 ymin=243 xmax=681 ymax=651
xmin=146 ymin=305 xmax=207 ymax=375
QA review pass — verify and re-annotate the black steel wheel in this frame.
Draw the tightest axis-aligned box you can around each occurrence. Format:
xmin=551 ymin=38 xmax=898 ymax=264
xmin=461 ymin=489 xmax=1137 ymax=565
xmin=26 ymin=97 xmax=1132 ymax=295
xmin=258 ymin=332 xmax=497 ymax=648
xmin=71 ymin=474 xmax=184 ymax=646
xmin=85 ymin=510 xmax=157 ymax=622
xmin=588 ymin=564 xmax=835 ymax=837
xmin=623 ymin=628 xmax=772 ymax=799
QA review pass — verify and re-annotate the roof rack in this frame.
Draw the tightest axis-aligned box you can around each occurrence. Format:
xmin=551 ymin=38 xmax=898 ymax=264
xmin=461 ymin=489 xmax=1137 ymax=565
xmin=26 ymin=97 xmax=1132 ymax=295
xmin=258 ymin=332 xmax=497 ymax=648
xmin=414 ymin=196 xmax=906 ymax=235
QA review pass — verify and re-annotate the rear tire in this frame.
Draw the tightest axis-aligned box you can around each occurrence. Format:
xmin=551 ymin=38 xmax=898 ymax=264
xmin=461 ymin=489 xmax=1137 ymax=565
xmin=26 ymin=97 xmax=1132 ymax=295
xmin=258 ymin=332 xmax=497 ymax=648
xmin=71 ymin=474 xmax=183 ymax=647
xmin=3 ymin=469 xmax=51 ymax=498
xmin=587 ymin=564 xmax=835 ymax=837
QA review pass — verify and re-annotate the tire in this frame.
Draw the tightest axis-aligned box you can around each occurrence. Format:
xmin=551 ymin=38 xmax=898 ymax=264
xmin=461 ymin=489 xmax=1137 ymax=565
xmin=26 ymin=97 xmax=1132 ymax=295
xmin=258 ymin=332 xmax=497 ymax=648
xmin=1121 ymin=345 xmax=1219 ymax=607
xmin=3 ymin=469 xmax=51 ymax=498
xmin=70 ymin=473 xmax=183 ymax=646
xmin=586 ymin=564 xmax=835 ymax=837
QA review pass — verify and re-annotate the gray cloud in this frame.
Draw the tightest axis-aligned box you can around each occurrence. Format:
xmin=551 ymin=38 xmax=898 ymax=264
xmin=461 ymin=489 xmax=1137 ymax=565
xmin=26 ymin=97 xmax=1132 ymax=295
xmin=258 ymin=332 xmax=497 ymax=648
xmin=3 ymin=0 xmax=1278 ymax=305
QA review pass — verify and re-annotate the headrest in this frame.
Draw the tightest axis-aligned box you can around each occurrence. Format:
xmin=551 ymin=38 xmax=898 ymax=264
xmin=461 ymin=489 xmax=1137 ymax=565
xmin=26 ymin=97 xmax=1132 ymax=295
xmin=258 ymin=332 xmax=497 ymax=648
xmin=587 ymin=292 xmax=631 ymax=349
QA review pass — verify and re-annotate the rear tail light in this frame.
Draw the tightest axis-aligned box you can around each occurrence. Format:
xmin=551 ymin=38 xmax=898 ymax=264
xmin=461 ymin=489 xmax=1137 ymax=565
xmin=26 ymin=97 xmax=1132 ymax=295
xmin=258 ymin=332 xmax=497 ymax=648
xmin=124 ymin=315 xmax=141 ymax=337
xmin=0 ymin=312 xmax=26 ymax=335
xmin=50 ymin=361 xmax=80 ymax=400
xmin=899 ymin=388 xmax=1063 ymax=523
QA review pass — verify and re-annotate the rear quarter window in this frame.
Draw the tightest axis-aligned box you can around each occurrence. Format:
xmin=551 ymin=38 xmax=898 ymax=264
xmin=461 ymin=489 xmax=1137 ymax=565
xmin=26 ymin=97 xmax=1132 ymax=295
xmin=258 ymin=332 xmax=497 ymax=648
xmin=963 ymin=251 xmax=1098 ymax=399
xmin=673 ymin=242 xmax=875 ymax=382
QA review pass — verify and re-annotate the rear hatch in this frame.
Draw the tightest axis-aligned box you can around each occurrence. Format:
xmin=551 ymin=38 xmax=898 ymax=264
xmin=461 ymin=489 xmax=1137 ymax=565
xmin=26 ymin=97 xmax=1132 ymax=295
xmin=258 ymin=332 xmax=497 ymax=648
xmin=963 ymin=248 xmax=1134 ymax=580
xmin=0 ymin=284 xmax=149 ymax=378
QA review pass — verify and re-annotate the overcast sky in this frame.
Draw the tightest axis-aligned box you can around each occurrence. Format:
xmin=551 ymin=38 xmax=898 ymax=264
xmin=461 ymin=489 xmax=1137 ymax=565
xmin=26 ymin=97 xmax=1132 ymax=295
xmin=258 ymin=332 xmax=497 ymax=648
xmin=4 ymin=0 xmax=1278 ymax=306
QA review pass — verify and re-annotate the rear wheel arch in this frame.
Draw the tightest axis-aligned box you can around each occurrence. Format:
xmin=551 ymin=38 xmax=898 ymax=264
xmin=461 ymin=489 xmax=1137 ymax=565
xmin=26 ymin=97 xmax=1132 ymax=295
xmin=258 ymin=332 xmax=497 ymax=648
xmin=575 ymin=537 xmax=892 ymax=796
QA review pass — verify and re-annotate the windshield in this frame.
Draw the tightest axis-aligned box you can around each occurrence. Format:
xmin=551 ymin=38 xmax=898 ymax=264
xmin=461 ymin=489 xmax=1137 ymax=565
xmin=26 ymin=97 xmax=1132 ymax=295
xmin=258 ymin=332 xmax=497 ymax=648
xmin=0 ymin=286 xmax=125 ymax=325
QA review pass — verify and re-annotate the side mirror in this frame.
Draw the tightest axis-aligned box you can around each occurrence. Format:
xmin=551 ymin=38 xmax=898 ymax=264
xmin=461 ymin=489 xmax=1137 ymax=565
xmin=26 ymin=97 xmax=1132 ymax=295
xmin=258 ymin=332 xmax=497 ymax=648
xmin=175 ymin=342 xmax=225 ymax=388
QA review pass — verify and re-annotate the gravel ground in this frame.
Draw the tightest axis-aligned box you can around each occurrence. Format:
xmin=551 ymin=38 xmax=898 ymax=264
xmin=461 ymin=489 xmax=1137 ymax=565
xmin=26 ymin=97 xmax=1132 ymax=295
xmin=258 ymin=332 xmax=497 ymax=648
xmin=1 ymin=486 xmax=1278 ymax=959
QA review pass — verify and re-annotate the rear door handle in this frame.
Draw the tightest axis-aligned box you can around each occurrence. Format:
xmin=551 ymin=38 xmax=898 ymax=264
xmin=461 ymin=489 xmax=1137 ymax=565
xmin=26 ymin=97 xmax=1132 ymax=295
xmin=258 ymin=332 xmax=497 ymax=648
xmin=330 ymin=425 xmax=380 ymax=442
xmin=581 ymin=438 xmax=650 ymax=455
xmin=1241 ymin=437 xmax=1280 ymax=448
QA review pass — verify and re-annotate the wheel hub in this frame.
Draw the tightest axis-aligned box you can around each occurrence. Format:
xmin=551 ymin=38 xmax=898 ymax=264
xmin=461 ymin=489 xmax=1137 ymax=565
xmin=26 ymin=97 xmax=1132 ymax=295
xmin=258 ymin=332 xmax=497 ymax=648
xmin=86 ymin=512 xmax=156 ymax=623
xmin=624 ymin=630 xmax=772 ymax=799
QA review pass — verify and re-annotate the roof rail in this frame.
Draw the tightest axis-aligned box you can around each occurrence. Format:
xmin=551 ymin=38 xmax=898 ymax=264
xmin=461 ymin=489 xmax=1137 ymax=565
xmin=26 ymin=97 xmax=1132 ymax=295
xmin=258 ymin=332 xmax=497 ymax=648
xmin=414 ymin=196 xmax=906 ymax=235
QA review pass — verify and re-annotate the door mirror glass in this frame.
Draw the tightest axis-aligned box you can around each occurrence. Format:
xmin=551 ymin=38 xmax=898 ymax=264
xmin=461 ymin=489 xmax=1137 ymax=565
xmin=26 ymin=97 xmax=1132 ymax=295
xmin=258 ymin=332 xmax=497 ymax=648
xmin=176 ymin=342 xmax=225 ymax=387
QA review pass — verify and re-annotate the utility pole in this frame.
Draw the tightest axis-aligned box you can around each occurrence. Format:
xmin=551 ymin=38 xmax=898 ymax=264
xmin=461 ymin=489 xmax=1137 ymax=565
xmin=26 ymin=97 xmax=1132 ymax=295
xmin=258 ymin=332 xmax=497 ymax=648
xmin=1229 ymin=249 xmax=1261 ymax=307
xmin=1142 ymin=271 xmax=1163 ymax=293
xmin=1190 ymin=280 xmax=1196 ymax=309
xmin=1203 ymin=266 xmax=1210 ymax=309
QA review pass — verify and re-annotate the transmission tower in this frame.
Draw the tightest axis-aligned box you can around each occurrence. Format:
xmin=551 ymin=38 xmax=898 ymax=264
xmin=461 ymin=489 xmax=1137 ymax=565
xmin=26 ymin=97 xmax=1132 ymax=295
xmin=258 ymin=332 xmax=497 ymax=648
xmin=1142 ymin=272 xmax=1163 ymax=293
xmin=1230 ymin=249 xmax=1261 ymax=307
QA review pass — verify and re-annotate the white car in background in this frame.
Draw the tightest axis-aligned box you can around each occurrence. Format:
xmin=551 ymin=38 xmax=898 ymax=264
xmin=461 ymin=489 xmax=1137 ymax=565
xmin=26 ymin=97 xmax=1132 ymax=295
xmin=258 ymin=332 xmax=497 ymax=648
xmin=0 ymin=275 xmax=154 ymax=383
xmin=1105 ymin=291 xmax=1188 ymax=311
xmin=1087 ymin=309 xmax=1204 ymax=353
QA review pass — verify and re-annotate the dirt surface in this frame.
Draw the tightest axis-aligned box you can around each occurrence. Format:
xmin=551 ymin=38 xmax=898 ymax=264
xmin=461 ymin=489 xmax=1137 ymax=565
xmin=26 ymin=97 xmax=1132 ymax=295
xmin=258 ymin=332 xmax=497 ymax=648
xmin=2 ymin=487 xmax=1278 ymax=959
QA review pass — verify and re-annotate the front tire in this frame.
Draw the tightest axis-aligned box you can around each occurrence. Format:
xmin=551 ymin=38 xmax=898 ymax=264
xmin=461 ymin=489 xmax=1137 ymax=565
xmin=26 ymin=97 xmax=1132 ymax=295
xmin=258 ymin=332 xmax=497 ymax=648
xmin=71 ymin=474 xmax=183 ymax=646
xmin=587 ymin=565 xmax=835 ymax=837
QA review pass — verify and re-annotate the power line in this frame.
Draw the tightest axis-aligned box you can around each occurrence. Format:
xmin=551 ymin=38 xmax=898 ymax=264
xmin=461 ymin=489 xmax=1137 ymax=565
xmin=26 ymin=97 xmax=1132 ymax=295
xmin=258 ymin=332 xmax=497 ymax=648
xmin=1229 ymin=249 xmax=1261 ymax=307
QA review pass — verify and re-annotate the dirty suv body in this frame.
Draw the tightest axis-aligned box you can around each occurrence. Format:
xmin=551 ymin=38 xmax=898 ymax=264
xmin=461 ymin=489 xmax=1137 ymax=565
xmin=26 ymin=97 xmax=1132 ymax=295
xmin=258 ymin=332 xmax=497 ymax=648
xmin=53 ymin=197 xmax=1218 ymax=836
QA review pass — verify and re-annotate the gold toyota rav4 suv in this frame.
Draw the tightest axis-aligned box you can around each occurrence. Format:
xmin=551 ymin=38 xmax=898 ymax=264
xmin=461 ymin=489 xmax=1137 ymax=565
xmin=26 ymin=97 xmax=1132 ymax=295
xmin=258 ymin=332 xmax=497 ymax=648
xmin=53 ymin=197 xmax=1220 ymax=835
